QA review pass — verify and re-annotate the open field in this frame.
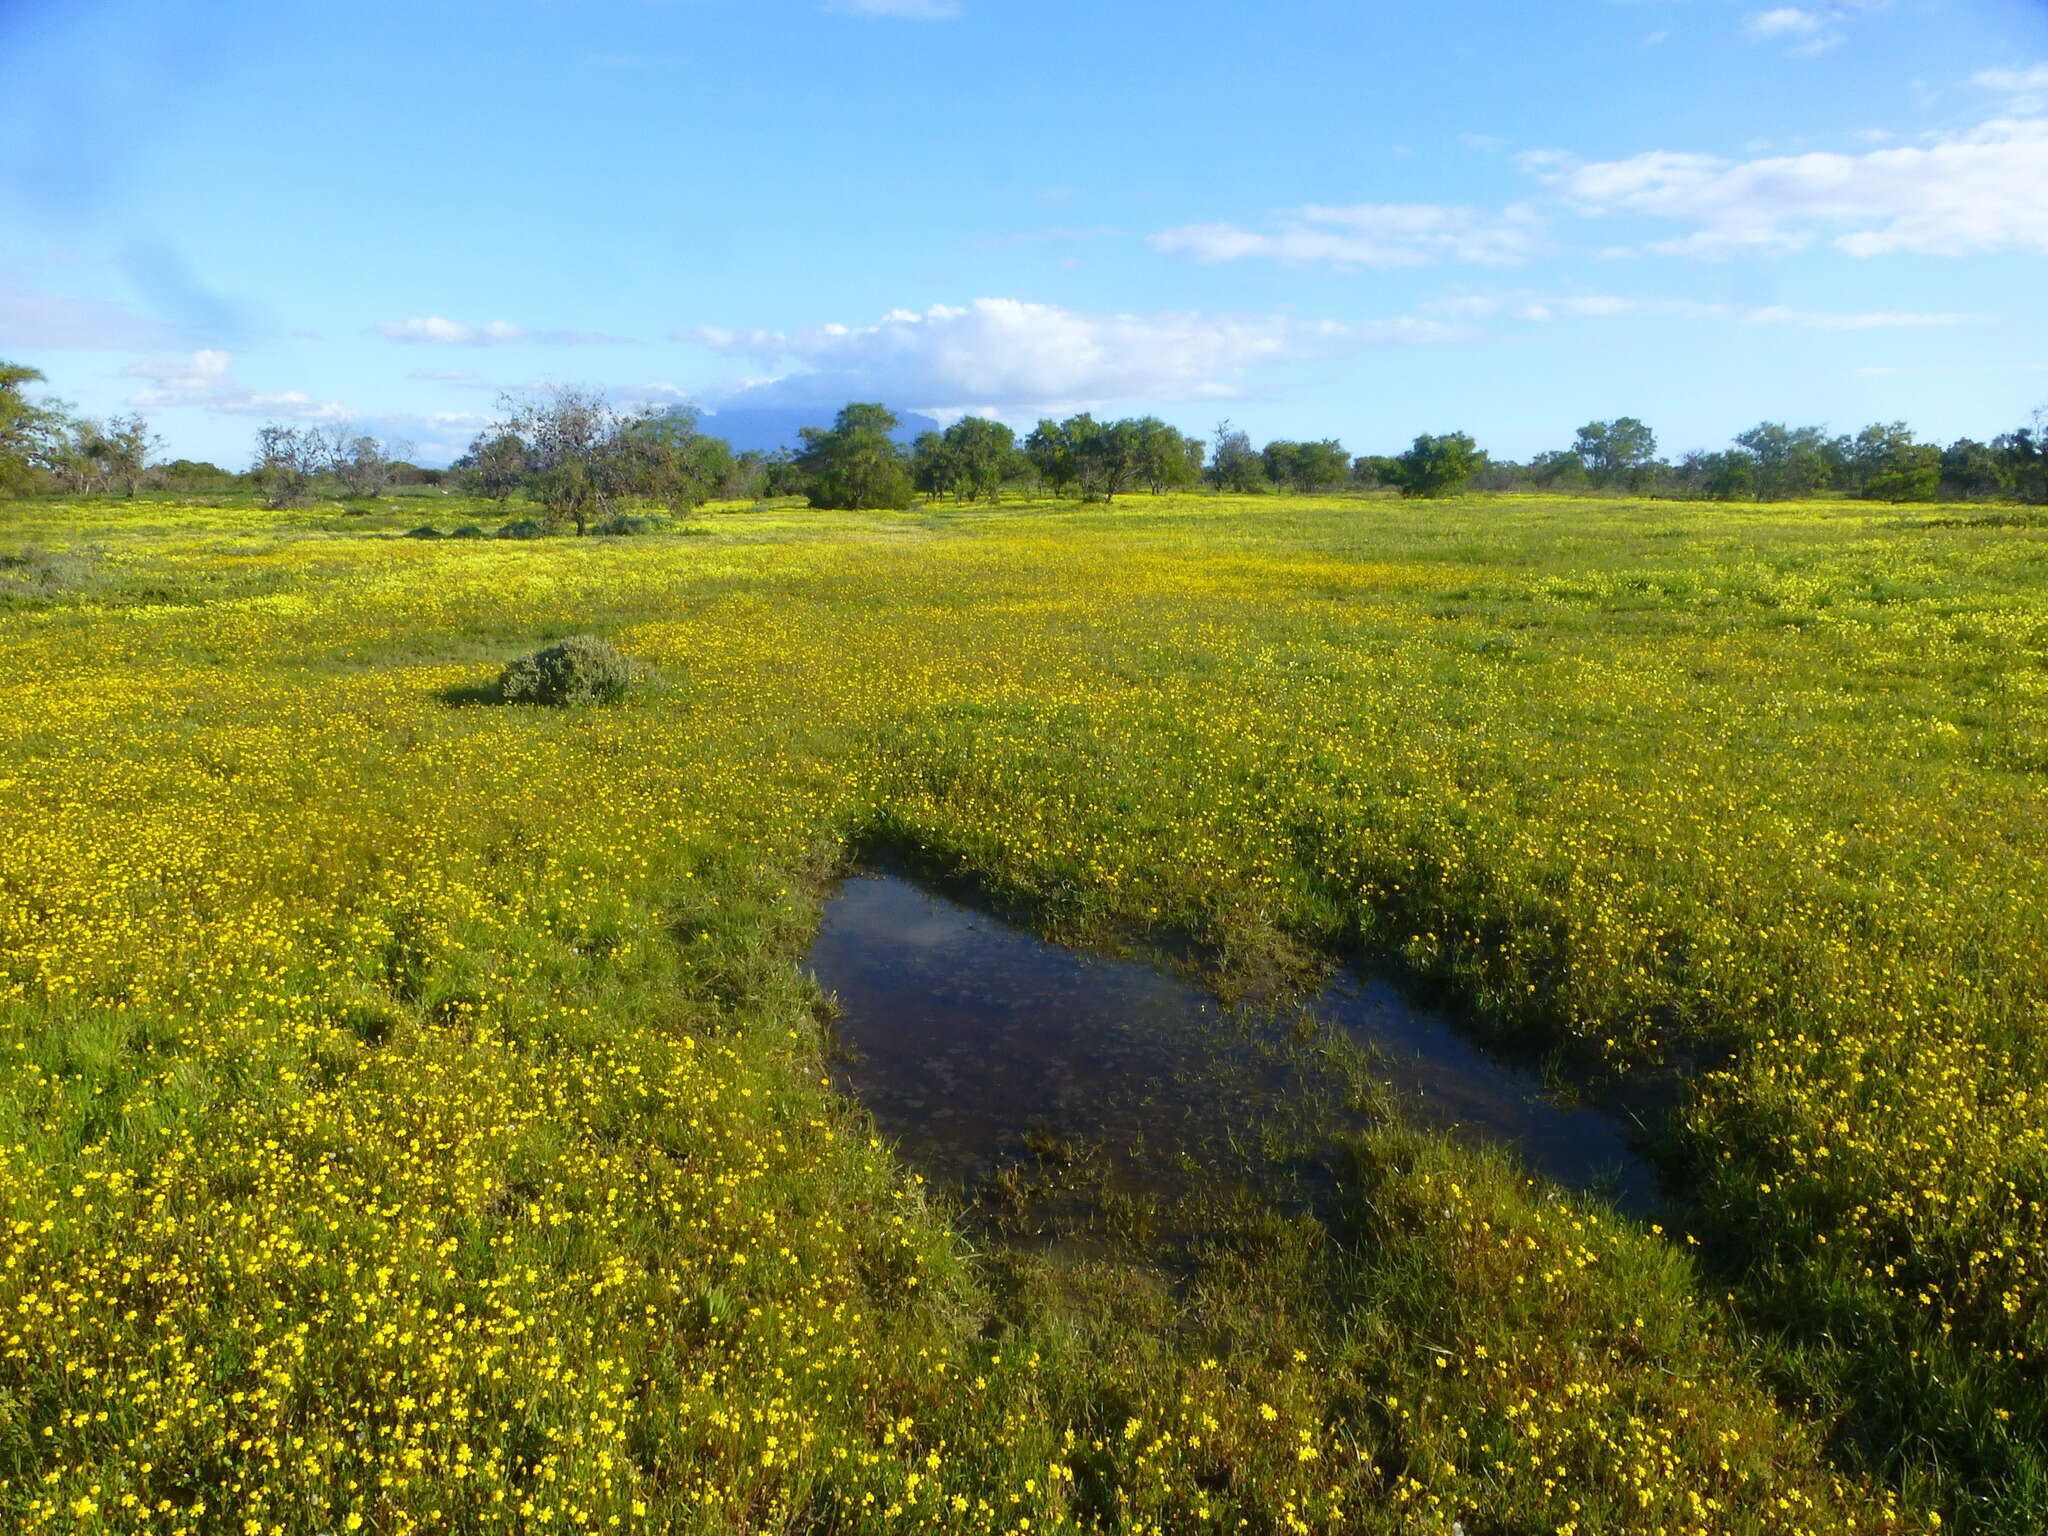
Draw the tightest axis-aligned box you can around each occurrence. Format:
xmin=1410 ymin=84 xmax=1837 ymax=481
xmin=2 ymin=489 xmax=2044 ymax=1534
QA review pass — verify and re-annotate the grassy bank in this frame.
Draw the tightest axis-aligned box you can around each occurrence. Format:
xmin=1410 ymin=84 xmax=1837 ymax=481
xmin=1 ymin=488 xmax=2040 ymax=1532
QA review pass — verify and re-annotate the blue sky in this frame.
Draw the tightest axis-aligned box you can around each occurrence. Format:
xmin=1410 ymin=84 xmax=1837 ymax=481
xmin=2 ymin=0 xmax=2045 ymax=466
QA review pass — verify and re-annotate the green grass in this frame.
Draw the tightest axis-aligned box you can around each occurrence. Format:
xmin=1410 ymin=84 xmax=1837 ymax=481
xmin=0 ymin=486 xmax=2041 ymax=1533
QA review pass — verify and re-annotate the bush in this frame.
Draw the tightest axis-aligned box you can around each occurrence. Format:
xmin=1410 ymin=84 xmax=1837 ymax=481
xmin=405 ymin=525 xmax=444 ymax=539
xmin=450 ymin=525 xmax=487 ymax=540
xmin=594 ymin=513 xmax=666 ymax=536
xmin=495 ymin=636 xmax=637 ymax=706
xmin=498 ymin=519 xmax=547 ymax=541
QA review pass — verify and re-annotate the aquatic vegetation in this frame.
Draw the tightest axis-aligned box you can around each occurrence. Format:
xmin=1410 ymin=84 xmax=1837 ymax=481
xmin=0 ymin=487 xmax=2040 ymax=1532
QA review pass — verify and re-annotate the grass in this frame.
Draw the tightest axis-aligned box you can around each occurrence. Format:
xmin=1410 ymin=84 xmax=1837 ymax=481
xmin=0 ymin=486 xmax=2042 ymax=1533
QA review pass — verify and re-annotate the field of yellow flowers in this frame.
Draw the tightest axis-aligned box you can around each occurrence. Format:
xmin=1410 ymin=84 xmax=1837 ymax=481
xmin=1 ymin=487 xmax=2041 ymax=1534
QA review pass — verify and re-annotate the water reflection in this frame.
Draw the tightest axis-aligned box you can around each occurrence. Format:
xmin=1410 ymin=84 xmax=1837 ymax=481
xmin=807 ymin=873 xmax=1656 ymax=1216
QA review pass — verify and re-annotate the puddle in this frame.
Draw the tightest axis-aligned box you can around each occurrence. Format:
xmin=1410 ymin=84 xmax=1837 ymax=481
xmin=807 ymin=873 xmax=1658 ymax=1220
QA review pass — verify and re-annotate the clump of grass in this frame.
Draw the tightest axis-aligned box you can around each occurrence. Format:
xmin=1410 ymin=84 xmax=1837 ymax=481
xmin=495 ymin=635 xmax=638 ymax=706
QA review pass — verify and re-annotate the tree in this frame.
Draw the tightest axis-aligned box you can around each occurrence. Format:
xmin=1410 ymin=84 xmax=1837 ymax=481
xmin=1132 ymin=418 xmax=1203 ymax=495
xmin=458 ymin=431 xmax=530 ymax=502
xmin=494 ymin=386 xmax=628 ymax=534
xmin=1940 ymin=438 xmax=2004 ymax=500
xmin=1732 ymin=422 xmax=1831 ymax=501
xmin=940 ymin=416 xmax=1018 ymax=502
xmin=324 ymin=428 xmax=411 ymax=500
xmin=1394 ymin=431 xmax=1483 ymax=498
xmin=1084 ymin=417 xmax=1145 ymax=501
xmin=1207 ymin=419 xmax=1265 ymax=493
xmin=797 ymin=403 xmax=915 ymax=510
xmin=1676 ymin=449 xmax=1755 ymax=501
xmin=911 ymin=431 xmax=957 ymax=500
xmin=0 ymin=361 xmax=64 ymax=495
xmin=1350 ymin=454 xmax=1402 ymax=491
xmin=1992 ymin=412 xmax=2046 ymax=503
xmin=1573 ymin=417 xmax=1657 ymax=490
xmin=1025 ymin=415 xmax=1096 ymax=498
xmin=1847 ymin=422 xmax=1940 ymax=502
xmin=1527 ymin=448 xmax=1588 ymax=490
xmin=251 ymin=424 xmax=328 ymax=509
xmin=1263 ymin=437 xmax=1349 ymax=493
xmin=615 ymin=407 xmax=735 ymax=513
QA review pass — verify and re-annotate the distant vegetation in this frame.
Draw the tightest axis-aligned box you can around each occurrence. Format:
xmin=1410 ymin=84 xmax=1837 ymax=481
xmin=5 ymin=358 xmax=2043 ymax=518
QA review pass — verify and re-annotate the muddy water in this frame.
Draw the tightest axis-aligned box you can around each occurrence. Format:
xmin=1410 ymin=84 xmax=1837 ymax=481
xmin=807 ymin=873 xmax=1657 ymax=1217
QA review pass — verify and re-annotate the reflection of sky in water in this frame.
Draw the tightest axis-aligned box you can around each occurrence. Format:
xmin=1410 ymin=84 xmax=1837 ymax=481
xmin=808 ymin=874 xmax=1657 ymax=1216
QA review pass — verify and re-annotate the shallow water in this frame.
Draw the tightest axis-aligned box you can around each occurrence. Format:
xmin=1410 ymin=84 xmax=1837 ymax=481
xmin=807 ymin=873 xmax=1657 ymax=1216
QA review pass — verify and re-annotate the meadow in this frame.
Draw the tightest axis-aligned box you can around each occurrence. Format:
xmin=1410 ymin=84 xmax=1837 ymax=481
xmin=0 ymin=486 xmax=2043 ymax=1534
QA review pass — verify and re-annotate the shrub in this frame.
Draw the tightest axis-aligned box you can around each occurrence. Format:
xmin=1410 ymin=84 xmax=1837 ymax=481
xmin=594 ymin=513 xmax=666 ymax=536
xmin=498 ymin=519 xmax=547 ymax=540
xmin=495 ymin=636 xmax=636 ymax=706
xmin=405 ymin=525 xmax=444 ymax=539
xmin=450 ymin=524 xmax=487 ymax=540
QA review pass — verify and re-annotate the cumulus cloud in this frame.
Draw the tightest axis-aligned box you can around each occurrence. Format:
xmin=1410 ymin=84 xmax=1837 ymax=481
xmin=1745 ymin=8 xmax=1824 ymax=39
xmin=375 ymin=316 xmax=634 ymax=345
xmin=121 ymin=349 xmax=352 ymax=422
xmin=1150 ymin=203 xmax=1543 ymax=268
xmin=0 ymin=288 xmax=178 ymax=350
xmin=676 ymin=298 xmax=1462 ymax=414
xmin=1423 ymin=291 xmax=1980 ymax=328
xmin=1532 ymin=118 xmax=2048 ymax=257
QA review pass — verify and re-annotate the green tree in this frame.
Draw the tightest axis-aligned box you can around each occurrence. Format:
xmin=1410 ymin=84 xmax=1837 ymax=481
xmin=0 ymin=361 xmax=64 ymax=495
xmin=911 ymin=431 xmax=957 ymax=500
xmin=1207 ymin=420 xmax=1265 ymax=493
xmin=1992 ymin=415 xmax=2046 ymax=503
xmin=797 ymin=402 xmax=915 ymax=510
xmin=1848 ymin=422 xmax=1940 ymax=502
xmin=617 ymin=407 xmax=735 ymax=513
xmin=458 ymin=431 xmax=530 ymax=502
xmin=325 ymin=427 xmax=409 ymax=501
xmin=1350 ymin=454 xmax=1402 ymax=491
xmin=1394 ymin=431 xmax=1483 ymax=498
xmin=1131 ymin=418 xmax=1203 ymax=495
xmin=1940 ymin=438 xmax=2004 ymax=500
xmin=1263 ymin=437 xmax=1349 ymax=493
xmin=939 ymin=416 xmax=1017 ymax=502
xmin=1527 ymin=448 xmax=1588 ymax=490
xmin=1573 ymin=417 xmax=1658 ymax=490
xmin=1732 ymin=422 xmax=1830 ymax=501
xmin=495 ymin=386 xmax=632 ymax=534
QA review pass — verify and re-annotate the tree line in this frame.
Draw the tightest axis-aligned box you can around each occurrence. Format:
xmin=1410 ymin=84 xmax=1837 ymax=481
xmin=5 ymin=357 xmax=2045 ymax=520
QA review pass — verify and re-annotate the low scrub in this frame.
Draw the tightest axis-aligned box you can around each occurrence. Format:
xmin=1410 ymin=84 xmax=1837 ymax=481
xmin=496 ymin=635 xmax=637 ymax=706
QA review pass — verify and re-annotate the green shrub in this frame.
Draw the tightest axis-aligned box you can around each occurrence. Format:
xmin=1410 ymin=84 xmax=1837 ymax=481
xmin=405 ymin=525 xmax=444 ymax=539
xmin=498 ymin=519 xmax=546 ymax=541
xmin=495 ymin=636 xmax=637 ymax=706
xmin=594 ymin=513 xmax=667 ymax=536
xmin=450 ymin=525 xmax=487 ymax=539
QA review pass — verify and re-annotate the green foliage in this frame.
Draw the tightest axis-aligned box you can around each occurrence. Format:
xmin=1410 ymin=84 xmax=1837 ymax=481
xmin=1394 ymin=430 xmax=1483 ymax=497
xmin=1261 ymin=437 xmax=1350 ymax=493
xmin=251 ymin=423 xmax=327 ymax=509
xmin=798 ymin=402 xmax=916 ymax=510
xmin=1208 ymin=419 xmax=1266 ymax=493
xmin=498 ymin=518 xmax=547 ymax=540
xmin=1573 ymin=416 xmax=1658 ymax=489
xmin=1851 ymin=422 xmax=1942 ymax=502
xmin=593 ymin=513 xmax=667 ymax=536
xmin=495 ymin=635 xmax=638 ymax=706
xmin=1734 ymin=421 xmax=1833 ymax=500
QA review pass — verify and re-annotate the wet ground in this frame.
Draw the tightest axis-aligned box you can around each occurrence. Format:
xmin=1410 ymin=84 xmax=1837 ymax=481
xmin=807 ymin=872 xmax=1658 ymax=1222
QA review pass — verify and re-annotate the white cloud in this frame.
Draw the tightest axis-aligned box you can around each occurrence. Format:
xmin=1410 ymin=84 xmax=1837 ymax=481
xmin=0 ymin=288 xmax=177 ymax=350
xmin=1149 ymin=202 xmax=1543 ymax=268
xmin=675 ymin=298 xmax=1463 ymax=414
xmin=1975 ymin=62 xmax=2048 ymax=114
xmin=1745 ymin=8 xmax=1823 ymax=39
xmin=375 ymin=316 xmax=633 ymax=345
xmin=407 ymin=368 xmax=482 ymax=383
xmin=1535 ymin=117 xmax=2048 ymax=257
xmin=1422 ymin=292 xmax=1978 ymax=328
xmin=121 ymin=349 xmax=352 ymax=422
xmin=827 ymin=0 xmax=958 ymax=15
